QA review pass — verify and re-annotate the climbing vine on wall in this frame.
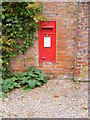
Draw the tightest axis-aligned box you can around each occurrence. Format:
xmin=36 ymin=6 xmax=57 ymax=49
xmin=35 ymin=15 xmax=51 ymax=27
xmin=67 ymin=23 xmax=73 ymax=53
xmin=1 ymin=2 xmax=45 ymax=79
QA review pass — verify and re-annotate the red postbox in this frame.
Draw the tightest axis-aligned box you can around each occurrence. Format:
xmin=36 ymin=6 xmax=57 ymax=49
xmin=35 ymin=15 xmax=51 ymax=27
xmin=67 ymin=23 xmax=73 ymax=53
xmin=38 ymin=21 xmax=56 ymax=62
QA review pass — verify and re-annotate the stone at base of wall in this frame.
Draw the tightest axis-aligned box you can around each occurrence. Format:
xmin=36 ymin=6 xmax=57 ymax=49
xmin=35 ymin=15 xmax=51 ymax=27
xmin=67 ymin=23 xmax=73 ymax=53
xmin=74 ymin=76 xmax=89 ymax=82
xmin=47 ymin=74 xmax=74 ymax=80
xmin=58 ymin=75 xmax=74 ymax=80
xmin=47 ymin=74 xmax=89 ymax=82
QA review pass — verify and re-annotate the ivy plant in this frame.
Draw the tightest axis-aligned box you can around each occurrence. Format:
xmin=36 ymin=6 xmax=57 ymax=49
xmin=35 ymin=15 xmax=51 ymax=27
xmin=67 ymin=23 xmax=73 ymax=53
xmin=1 ymin=2 xmax=46 ymax=79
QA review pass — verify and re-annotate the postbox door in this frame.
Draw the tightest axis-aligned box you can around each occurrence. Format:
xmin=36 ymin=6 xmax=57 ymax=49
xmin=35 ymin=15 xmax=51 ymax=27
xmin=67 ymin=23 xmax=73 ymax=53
xmin=39 ymin=34 xmax=55 ymax=62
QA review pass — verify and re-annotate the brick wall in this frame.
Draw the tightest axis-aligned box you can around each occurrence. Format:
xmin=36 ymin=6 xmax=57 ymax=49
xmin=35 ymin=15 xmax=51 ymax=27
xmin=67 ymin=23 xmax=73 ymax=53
xmin=74 ymin=3 xmax=88 ymax=81
xmin=11 ymin=2 xmax=88 ymax=81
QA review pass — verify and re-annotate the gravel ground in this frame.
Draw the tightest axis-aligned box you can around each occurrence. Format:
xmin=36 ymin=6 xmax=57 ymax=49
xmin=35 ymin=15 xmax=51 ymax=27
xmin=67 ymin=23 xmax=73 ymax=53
xmin=0 ymin=79 xmax=88 ymax=118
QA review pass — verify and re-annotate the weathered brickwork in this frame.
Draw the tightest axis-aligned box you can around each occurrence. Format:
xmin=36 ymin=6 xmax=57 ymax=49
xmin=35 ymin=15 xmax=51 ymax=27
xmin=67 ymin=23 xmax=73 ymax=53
xmin=11 ymin=2 xmax=89 ymax=81
xmin=74 ymin=3 xmax=88 ymax=81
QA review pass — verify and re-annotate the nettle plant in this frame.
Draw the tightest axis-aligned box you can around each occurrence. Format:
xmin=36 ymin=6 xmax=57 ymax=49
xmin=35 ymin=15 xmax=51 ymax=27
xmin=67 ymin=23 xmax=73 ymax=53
xmin=2 ymin=66 xmax=47 ymax=93
xmin=1 ymin=2 xmax=45 ymax=79
xmin=0 ymin=66 xmax=47 ymax=98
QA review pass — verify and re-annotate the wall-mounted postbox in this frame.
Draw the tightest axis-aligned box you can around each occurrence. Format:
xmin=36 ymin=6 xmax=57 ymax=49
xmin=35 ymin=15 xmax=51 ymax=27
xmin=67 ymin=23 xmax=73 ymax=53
xmin=38 ymin=21 xmax=56 ymax=62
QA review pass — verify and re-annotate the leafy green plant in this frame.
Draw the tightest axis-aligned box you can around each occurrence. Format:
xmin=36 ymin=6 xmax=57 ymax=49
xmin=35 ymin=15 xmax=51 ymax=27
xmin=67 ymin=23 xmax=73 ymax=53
xmin=21 ymin=66 xmax=47 ymax=91
xmin=19 ymin=66 xmax=47 ymax=91
xmin=0 ymin=78 xmax=7 ymax=100
xmin=1 ymin=67 xmax=47 ymax=94
xmin=2 ymin=77 xmax=20 ymax=93
xmin=0 ymin=92 xmax=7 ymax=100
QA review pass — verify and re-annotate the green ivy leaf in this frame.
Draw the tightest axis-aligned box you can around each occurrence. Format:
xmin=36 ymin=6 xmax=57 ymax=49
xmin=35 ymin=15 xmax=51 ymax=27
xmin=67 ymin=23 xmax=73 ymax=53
xmin=10 ymin=33 xmax=13 ymax=37
xmin=35 ymin=35 xmax=38 ymax=39
xmin=19 ymin=50 xmax=23 ymax=54
xmin=6 ymin=28 xmax=10 ymax=32
xmin=19 ymin=27 xmax=23 ymax=31
xmin=5 ymin=13 xmax=9 ymax=17
xmin=24 ymin=60 xmax=26 ymax=66
xmin=2 ymin=14 xmax=5 ymax=20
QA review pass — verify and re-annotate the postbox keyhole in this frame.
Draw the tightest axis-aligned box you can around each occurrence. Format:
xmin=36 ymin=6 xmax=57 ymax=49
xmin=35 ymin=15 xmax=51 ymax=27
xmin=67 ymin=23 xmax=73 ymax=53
xmin=46 ymin=34 xmax=48 ymax=37
xmin=42 ymin=57 xmax=46 ymax=60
